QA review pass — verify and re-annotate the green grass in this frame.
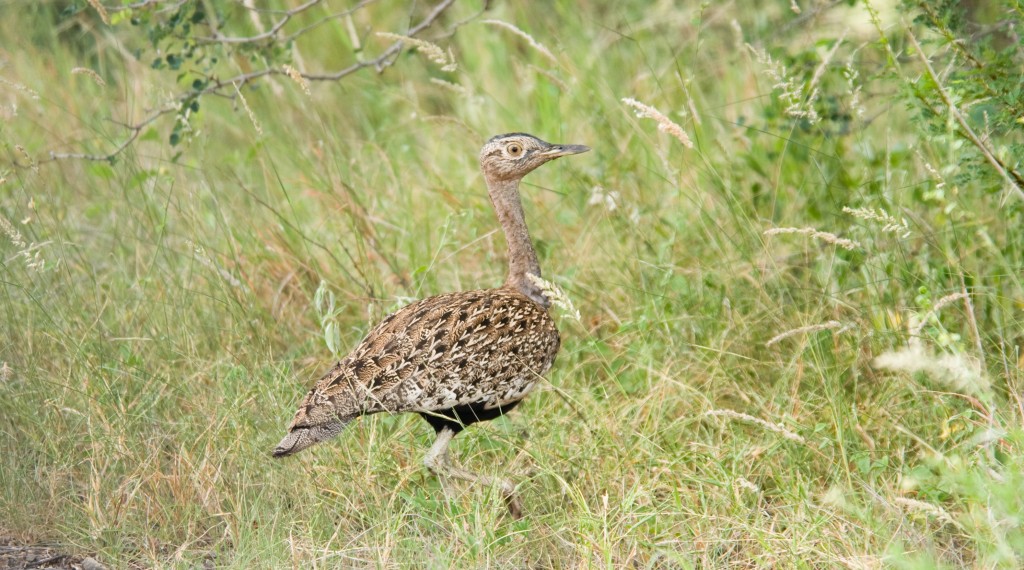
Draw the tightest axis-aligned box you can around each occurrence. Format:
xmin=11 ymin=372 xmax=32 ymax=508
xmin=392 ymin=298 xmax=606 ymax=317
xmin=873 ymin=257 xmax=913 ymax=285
xmin=2 ymin=0 xmax=1023 ymax=567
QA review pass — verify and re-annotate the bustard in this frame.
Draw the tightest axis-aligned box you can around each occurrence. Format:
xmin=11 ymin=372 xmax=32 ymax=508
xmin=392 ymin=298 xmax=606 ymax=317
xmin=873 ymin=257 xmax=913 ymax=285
xmin=273 ymin=133 xmax=589 ymax=517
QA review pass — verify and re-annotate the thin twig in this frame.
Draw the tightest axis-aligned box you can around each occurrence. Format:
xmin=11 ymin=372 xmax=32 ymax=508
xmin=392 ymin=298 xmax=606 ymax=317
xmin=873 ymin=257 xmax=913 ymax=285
xmin=776 ymin=0 xmax=845 ymax=34
xmin=905 ymin=26 xmax=1024 ymax=201
xmin=194 ymin=0 xmax=322 ymax=44
xmin=48 ymin=109 xmax=167 ymax=161
xmin=279 ymin=0 xmax=380 ymax=44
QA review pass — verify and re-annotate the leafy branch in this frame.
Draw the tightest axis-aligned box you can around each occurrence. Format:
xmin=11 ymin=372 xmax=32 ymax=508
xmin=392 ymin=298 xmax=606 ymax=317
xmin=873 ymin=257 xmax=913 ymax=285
xmin=45 ymin=0 xmax=466 ymax=164
xmin=905 ymin=26 xmax=1024 ymax=202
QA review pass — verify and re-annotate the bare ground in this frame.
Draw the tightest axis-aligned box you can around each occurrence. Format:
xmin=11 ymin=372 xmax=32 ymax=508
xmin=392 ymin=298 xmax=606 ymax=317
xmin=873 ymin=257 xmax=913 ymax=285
xmin=0 ymin=535 xmax=84 ymax=570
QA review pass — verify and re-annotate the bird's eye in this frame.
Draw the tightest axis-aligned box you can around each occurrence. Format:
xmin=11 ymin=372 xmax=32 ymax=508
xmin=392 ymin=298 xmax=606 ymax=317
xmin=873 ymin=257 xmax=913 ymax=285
xmin=507 ymin=144 xmax=523 ymax=157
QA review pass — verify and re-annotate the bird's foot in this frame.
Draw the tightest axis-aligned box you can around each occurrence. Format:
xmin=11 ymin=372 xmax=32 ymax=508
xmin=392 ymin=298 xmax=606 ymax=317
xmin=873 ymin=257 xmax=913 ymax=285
xmin=503 ymin=486 xmax=524 ymax=519
xmin=424 ymin=426 xmax=525 ymax=518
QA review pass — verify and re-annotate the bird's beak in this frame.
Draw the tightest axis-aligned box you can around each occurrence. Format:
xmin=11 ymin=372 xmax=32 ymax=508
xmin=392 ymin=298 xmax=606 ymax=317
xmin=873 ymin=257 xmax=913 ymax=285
xmin=539 ymin=143 xmax=591 ymax=158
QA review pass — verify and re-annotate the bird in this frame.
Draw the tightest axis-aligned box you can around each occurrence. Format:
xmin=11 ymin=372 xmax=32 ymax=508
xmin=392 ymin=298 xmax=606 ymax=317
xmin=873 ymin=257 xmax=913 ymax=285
xmin=273 ymin=132 xmax=589 ymax=517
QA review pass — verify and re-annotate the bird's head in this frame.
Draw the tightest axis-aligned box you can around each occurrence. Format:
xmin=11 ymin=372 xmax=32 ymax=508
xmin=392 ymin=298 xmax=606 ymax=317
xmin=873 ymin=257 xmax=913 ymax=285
xmin=479 ymin=133 xmax=589 ymax=182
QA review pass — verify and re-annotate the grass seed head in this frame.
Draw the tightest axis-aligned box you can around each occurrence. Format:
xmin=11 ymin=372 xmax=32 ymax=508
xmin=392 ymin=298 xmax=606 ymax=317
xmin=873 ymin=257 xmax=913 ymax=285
xmin=14 ymin=145 xmax=37 ymax=173
xmin=734 ymin=477 xmax=760 ymax=493
xmin=0 ymin=214 xmax=45 ymax=272
xmin=893 ymin=497 xmax=960 ymax=528
xmin=621 ymin=97 xmax=694 ymax=148
xmin=282 ymin=65 xmax=311 ymax=96
xmin=766 ymin=320 xmax=845 ymax=347
xmin=188 ymin=240 xmax=247 ymax=290
xmin=588 ymin=186 xmax=620 ymax=212
xmin=481 ymin=20 xmax=558 ymax=65
xmin=376 ymin=32 xmax=457 ymax=72
xmin=72 ymin=67 xmax=106 ymax=87
xmin=843 ymin=206 xmax=911 ymax=238
xmin=233 ymin=82 xmax=263 ymax=136
xmin=764 ymin=226 xmax=861 ymax=250
xmin=526 ymin=273 xmax=581 ymax=321
xmin=705 ymin=409 xmax=806 ymax=444
xmin=429 ymin=78 xmax=472 ymax=97
xmin=86 ymin=0 xmax=110 ymax=25
xmin=0 ymin=77 xmax=40 ymax=100
xmin=873 ymin=343 xmax=989 ymax=398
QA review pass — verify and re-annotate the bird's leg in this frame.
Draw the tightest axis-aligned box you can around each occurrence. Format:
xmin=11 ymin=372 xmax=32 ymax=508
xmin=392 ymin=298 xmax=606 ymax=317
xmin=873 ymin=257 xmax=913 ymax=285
xmin=444 ymin=458 xmax=524 ymax=519
xmin=423 ymin=426 xmax=524 ymax=519
xmin=423 ymin=426 xmax=456 ymax=500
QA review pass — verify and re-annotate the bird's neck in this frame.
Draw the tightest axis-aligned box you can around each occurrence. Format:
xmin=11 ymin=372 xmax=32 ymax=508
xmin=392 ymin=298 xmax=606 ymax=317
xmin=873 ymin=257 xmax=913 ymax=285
xmin=485 ymin=176 xmax=550 ymax=307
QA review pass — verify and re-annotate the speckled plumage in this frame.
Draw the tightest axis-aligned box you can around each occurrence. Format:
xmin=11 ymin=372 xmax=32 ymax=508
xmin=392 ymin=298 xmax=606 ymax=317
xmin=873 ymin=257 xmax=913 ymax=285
xmin=273 ymin=133 xmax=588 ymax=517
xmin=286 ymin=287 xmax=559 ymax=432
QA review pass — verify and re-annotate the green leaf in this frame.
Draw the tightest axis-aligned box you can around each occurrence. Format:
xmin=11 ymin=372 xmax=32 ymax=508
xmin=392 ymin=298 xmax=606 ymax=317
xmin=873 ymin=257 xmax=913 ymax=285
xmin=314 ymin=281 xmax=327 ymax=317
xmin=88 ymin=162 xmax=116 ymax=180
xmin=324 ymin=322 xmax=340 ymax=356
xmin=139 ymin=128 xmax=160 ymax=143
xmin=111 ymin=10 xmax=130 ymax=26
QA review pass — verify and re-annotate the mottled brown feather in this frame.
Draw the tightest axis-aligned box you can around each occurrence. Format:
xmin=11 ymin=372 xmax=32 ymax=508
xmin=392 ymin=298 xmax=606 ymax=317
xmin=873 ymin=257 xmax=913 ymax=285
xmin=286 ymin=286 xmax=559 ymax=431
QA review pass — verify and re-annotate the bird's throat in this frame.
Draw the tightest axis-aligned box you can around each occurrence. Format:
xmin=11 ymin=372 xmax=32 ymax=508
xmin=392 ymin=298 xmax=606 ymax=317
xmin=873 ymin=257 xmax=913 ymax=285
xmin=485 ymin=176 xmax=549 ymax=307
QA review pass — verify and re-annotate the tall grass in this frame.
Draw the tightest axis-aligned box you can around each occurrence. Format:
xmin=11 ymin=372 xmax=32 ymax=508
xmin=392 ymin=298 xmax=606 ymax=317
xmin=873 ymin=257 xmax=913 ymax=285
xmin=1 ymin=0 xmax=1022 ymax=567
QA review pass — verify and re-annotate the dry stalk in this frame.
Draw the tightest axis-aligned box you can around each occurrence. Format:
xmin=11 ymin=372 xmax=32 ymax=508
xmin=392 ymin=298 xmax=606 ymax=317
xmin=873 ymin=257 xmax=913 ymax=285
xmin=766 ymin=320 xmax=845 ymax=347
xmin=705 ymin=409 xmax=806 ymax=443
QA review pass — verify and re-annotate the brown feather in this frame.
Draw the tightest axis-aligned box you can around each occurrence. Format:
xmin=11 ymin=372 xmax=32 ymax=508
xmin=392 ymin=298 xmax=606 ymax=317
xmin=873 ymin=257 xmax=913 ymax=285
xmin=286 ymin=286 xmax=559 ymax=433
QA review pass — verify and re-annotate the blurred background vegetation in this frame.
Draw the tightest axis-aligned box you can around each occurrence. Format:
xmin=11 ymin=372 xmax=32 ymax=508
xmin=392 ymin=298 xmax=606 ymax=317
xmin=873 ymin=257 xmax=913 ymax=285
xmin=1 ymin=0 xmax=1023 ymax=567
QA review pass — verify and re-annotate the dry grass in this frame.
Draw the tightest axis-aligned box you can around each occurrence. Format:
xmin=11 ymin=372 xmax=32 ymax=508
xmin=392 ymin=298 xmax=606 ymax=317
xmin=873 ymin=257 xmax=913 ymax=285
xmin=763 ymin=226 xmax=862 ymax=250
xmin=1 ymin=1 xmax=1022 ymax=568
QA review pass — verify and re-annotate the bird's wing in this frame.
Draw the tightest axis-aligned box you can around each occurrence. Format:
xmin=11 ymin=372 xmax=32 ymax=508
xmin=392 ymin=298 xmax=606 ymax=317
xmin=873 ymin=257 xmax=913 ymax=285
xmin=286 ymin=288 xmax=559 ymax=430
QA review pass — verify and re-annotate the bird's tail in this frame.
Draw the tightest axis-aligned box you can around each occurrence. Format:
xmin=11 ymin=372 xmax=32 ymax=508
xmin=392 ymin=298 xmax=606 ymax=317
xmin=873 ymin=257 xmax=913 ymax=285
xmin=271 ymin=419 xmax=349 ymax=458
